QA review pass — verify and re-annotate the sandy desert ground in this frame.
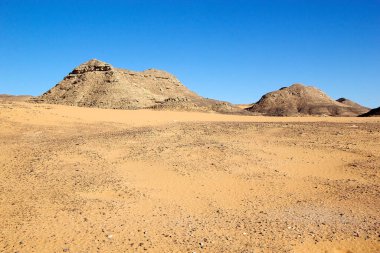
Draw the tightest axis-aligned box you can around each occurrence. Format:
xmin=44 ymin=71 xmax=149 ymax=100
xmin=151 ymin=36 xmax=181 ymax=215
xmin=0 ymin=101 xmax=379 ymax=253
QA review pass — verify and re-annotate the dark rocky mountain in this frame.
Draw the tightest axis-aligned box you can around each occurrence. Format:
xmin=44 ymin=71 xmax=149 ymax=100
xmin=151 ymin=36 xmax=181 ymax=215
xmin=359 ymin=107 xmax=380 ymax=117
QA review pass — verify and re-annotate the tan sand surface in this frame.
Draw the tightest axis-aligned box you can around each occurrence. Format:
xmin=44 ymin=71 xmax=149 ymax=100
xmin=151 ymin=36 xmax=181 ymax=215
xmin=1 ymin=101 xmax=379 ymax=252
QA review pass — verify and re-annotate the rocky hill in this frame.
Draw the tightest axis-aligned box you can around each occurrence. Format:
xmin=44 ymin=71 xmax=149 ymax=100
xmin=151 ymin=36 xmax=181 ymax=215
xmin=359 ymin=107 xmax=380 ymax=117
xmin=246 ymin=84 xmax=369 ymax=116
xmin=36 ymin=59 xmax=243 ymax=113
xmin=336 ymin=98 xmax=370 ymax=115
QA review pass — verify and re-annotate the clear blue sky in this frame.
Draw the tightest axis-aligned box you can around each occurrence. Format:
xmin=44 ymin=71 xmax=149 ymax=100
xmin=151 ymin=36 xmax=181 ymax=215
xmin=0 ymin=0 xmax=379 ymax=107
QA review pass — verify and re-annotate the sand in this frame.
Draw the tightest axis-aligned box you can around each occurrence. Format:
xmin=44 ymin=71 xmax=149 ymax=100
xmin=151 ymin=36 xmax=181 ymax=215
xmin=0 ymin=101 xmax=379 ymax=253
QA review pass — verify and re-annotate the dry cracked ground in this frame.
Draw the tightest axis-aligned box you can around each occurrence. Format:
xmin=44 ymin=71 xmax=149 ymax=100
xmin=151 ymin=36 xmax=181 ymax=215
xmin=0 ymin=101 xmax=379 ymax=253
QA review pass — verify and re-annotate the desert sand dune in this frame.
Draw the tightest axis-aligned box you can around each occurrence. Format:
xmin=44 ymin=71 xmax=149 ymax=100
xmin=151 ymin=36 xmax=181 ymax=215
xmin=0 ymin=101 xmax=379 ymax=252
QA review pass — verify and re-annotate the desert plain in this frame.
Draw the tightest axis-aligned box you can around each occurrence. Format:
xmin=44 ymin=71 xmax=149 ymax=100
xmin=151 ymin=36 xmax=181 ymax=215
xmin=0 ymin=100 xmax=379 ymax=253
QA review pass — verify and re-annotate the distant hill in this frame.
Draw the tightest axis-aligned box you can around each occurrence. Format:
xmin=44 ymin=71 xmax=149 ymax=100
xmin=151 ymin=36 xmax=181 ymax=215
xmin=246 ymin=84 xmax=369 ymax=116
xmin=336 ymin=98 xmax=370 ymax=115
xmin=0 ymin=94 xmax=32 ymax=102
xmin=35 ymin=59 xmax=243 ymax=114
xmin=359 ymin=107 xmax=380 ymax=117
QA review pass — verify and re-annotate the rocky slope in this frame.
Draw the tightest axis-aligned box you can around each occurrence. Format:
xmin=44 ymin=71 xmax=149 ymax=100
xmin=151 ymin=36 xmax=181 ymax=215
xmin=36 ymin=59 xmax=242 ymax=113
xmin=359 ymin=107 xmax=380 ymax=117
xmin=246 ymin=84 xmax=369 ymax=116
xmin=336 ymin=98 xmax=370 ymax=115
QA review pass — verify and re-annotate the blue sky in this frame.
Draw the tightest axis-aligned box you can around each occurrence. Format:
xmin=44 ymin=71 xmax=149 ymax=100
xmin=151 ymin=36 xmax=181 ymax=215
xmin=0 ymin=0 xmax=379 ymax=107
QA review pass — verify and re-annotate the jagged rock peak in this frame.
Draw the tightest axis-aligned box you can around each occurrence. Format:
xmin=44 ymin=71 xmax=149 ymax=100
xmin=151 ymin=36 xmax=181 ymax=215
xmin=70 ymin=59 xmax=113 ymax=74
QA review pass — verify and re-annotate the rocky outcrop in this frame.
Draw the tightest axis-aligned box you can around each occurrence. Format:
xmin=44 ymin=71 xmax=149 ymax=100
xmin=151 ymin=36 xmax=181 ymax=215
xmin=359 ymin=107 xmax=380 ymax=117
xmin=246 ymin=84 xmax=368 ymax=116
xmin=37 ymin=59 xmax=243 ymax=113
xmin=336 ymin=98 xmax=370 ymax=115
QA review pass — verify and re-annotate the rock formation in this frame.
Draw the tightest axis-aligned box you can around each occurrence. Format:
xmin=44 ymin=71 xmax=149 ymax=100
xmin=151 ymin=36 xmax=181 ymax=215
xmin=36 ymin=59 xmax=242 ymax=113
xmin=359 ymin=107 xmax=380 ymax=117
xmin=336 ymin=98 xmax=370 ymax=115
xmin=246 ymin=84 xmax=369 ymax=116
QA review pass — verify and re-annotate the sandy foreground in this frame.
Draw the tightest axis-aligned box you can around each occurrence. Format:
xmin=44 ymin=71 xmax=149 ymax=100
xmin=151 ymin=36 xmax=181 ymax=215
xmin=0 ymin=101 xmax=379 ymax=253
